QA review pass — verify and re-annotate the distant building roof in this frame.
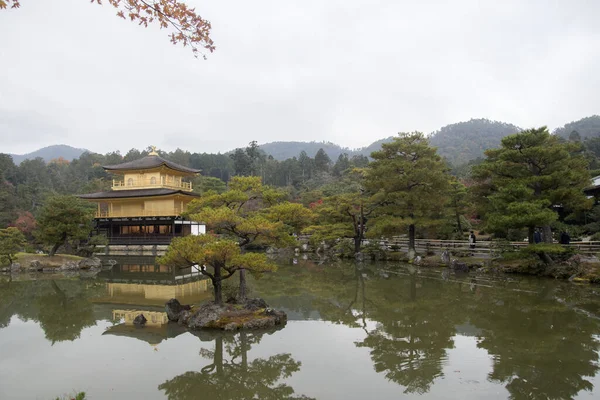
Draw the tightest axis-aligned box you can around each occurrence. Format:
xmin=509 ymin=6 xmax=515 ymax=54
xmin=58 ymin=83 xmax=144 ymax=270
xmin=79 ymin=188 xmax=200 ymax=200
xmin=103 ymin=154 xmax=200 ymax=174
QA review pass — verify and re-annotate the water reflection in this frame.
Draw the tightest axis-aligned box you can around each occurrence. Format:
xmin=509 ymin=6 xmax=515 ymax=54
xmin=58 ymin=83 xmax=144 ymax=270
xmin=159 ymin=329 xmax=314 ymax=400
xmin=102 ymin=322 xmax=188 ymax=346
xmin=0 ymin=278 xmax=105 ymax=344
xmin=1 ymin=256 xmax=600 ymax=399
xmin=256 ymin=258 xmax=600 ymax=398
xmin=470 ymin=282 xmax=600 ymax=399
xmin=0 ymin=256 xmax=211 ymax=345
xmin=356 ymin=273 xmax=454 ymax=394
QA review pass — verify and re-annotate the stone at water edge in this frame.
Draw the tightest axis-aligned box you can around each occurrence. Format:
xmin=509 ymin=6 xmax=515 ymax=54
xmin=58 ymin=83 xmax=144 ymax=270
xmin=133 ymin=314 xmax=147 ymax=326
xmin=245 ymin=298 xmax=268 ymax=311
xmin=178 ymin=310 xmax=192 ymax=326
xmin=165 ymin=298 xmax=184 ymax=322
xmin=451 ymin=259 xmax=469 ymax=272
xmin=60 ymin=261 xmax=79 ymax=271
xmin=187 ymin=302 xmax=226 ymax=330
xmin=10 ymin=263 xmax=21 ymax=271
xmin=29 ymin=260 xmax=43 ymax=271
xmin=441 ymin=250 xmax=450 ymax=265
xmin=78 ymin=257 xmax=102 ymax=270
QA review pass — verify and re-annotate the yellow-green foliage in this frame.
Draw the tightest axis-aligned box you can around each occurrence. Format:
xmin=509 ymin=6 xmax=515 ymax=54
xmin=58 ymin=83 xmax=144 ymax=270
xmin=159 ymin=235 xmax=276 ymax=275
xmin=185 ymin=176 xmax=299 ymax=249
xmin=0 ymin=227 xmax=26 ymax=264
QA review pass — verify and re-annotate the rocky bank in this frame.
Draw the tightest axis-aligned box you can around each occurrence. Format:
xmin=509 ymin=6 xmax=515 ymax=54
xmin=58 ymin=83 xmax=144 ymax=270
xmin=164 ymin=298 xmax=287 ymax=332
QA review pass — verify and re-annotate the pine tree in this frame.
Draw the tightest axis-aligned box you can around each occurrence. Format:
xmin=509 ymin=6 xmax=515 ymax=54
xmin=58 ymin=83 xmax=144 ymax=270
xmin=182 ymin=176 xmax=298 ymax=301
xmin=314 ymin=148 xmax=332 ymax=173
xmin=35 ymin=195 xmax=94 ymax=256
xmin=0 ymin=227 xmax=25 ymax=265
xmin=366 ymin=132 xmax=451 ymax=260
xmin=472 ymin=127 xmax=591 ymax=250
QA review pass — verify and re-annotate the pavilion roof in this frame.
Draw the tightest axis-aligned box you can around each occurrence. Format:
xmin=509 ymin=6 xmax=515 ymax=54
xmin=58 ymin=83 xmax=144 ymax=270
xmin=103 ymin=154 xmax=200 ymax=174
xmin=79 ymin=188 xmax=200 ymax=200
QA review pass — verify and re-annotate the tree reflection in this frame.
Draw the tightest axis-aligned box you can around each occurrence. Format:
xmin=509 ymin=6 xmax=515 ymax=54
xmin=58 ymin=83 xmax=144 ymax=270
xmin=0 ymin=278 xmax=102 ymax=343
xmin=355 ymin=271 xmax=456 ymax=394
xmin=36 ymin=280 xmax=97 ymax=344
xmin=470 ymin=282 xmax=600 ymax=399
xmin=159 ymin=329 xmax=314 ymax=400
xmin=257 ymin=259 xmax=600 ymax=398
xmin=258 ymin=261 xmax=458 ymax=394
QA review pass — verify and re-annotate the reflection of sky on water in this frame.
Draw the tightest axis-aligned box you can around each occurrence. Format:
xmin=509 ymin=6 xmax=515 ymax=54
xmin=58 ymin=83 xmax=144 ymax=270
xmin=0 ymin=319 xmax=510 ymax=400
xmin=2 ymin=258 xmax=600 ymax=399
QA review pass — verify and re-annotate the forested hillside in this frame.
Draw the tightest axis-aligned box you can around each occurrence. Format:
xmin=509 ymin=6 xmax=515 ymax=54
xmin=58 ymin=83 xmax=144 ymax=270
xmin=9 ymin=145 xmax=88 ymax=165
xmin=258 ymin=138 xmax=396 ymax=161
xmin=429 ymin=119 xmax=522 ymax=166
xmin=7 ymin=116 xmax=599 ymax=179
xmin=258 ymin=141 xmax=355 ymax=161
xmin=553 ymin=115 xmax=600 ymax=140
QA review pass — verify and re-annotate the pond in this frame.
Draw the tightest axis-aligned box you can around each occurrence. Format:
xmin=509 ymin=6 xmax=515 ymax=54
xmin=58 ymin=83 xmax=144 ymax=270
xmin=1 ymin=256 xmax=600 ymax=399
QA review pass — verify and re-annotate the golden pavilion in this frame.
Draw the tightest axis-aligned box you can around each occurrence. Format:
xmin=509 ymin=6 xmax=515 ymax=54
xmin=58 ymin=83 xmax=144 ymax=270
xmin=79 ymin=147 xmax=205 ymax=245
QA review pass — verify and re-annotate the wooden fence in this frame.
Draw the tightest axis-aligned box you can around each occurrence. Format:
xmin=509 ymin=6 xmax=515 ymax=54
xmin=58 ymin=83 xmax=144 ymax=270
xmin=362 ymin=238 xmax=600 ymax=258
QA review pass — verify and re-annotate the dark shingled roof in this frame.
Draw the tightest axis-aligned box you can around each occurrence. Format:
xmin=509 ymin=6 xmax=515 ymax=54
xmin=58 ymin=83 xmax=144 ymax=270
xmin=79 ymin=188 xmax=200 ymax=200
xmin=103 ymin=154 xmax=200 ymax=174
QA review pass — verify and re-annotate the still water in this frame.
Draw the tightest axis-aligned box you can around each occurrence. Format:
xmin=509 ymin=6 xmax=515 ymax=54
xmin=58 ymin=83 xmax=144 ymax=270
xmin=1 ymin=256 xmax=600 ymax=399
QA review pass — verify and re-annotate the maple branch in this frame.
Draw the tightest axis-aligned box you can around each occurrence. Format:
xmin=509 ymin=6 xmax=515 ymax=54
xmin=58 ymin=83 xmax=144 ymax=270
xmin=95 ymin=0 xmax=215 ymax=58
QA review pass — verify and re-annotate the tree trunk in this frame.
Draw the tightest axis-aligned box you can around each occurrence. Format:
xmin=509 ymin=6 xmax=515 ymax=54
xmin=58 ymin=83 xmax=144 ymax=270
xmin=542 ymin=225 xmax=553 ymax=244
xmin=238 ymin=269 xmax=247 ymax=302
xmin=408 ymin=224 xmax=416 ymax=260
xmin=213 ymin=265 xmax=223 ymax=304
xmin=215 ymin=336 xmax=224 ymax=375
xmin=455 ymin=212 xmax=463 ymax=235
xmin=49 ymin=242 xmax=61 ymax=257
xmin=240 ymin=331 xmax=248 ymax=371
xmin=49 ymin=233 xmax=67 ymax=257
xmin=354 ymin=236 xmax=361 ymax=255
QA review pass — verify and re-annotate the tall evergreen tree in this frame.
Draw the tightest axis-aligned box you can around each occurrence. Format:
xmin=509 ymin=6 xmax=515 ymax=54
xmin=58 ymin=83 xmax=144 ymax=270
xmin=314 ymin=148 xmax=332 ymax=173
xmin=472 ymin=127 xmax=591 ymax=250
xmin=35 ymin=195 xmax=95 ymax=256
xmin=366 ymin=132 xmax=451 ymax=260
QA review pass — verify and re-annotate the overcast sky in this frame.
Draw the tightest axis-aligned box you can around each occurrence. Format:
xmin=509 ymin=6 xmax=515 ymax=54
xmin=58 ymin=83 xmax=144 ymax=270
xmin=1 ymin=0 xmax=599 ymax=155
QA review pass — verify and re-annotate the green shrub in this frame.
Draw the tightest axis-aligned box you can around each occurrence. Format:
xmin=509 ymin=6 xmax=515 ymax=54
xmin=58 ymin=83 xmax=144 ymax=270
xmin=54 ymin=392 xmax=86 ymax=400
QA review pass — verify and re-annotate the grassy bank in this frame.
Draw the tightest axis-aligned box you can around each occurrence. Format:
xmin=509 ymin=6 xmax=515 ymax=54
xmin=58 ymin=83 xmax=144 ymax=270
xmin=14 ymin=252 xmax=84 ymax=269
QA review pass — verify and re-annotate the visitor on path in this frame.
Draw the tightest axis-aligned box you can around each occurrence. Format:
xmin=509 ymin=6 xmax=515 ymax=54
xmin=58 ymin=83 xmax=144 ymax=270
xmin=560 ymin=231 xmax=571 ymax=245
xmin=469 ymin=231 xmax=476 ymax=249
xmin=534 ymin=229 xmax=542 ymax=244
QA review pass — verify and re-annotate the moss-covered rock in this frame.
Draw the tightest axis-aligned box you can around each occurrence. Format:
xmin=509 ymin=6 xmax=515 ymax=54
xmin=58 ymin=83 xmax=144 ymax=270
xmin=173 ymin=298 xmax=287 ymax=331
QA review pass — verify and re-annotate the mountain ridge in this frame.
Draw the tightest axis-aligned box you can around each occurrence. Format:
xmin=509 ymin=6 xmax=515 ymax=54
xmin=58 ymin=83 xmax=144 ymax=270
xmin=6 ymin=116 xmax=599 ymax=166
xmin=9 ymin=144 xmax=89 ymax=165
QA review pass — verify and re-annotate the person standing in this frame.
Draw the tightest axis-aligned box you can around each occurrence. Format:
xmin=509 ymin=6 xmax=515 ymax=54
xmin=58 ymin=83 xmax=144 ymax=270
xmin=469 ymin=231 xmax=476 ymax=249
xmin=534 ymin=229 xmax=542 ymax=244
xmin=560 ymin=231 xmax=571 ymax=245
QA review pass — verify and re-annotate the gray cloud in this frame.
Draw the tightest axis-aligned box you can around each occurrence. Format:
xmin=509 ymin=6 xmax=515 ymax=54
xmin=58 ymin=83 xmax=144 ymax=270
xmin=1 ymin=0 xmax=599 ymax=155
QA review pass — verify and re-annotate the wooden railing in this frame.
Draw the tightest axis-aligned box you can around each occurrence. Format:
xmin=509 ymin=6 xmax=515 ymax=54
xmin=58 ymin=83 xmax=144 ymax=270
xmin=377 ymin=238 xmax=494 ymax=258
xmin=369 ymin=238 xmax=600 ymax=257
xmin=112 ymin=179 xmax=193 ymax=191
xmin=96 ymin=208 xmax=182 ymax=218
